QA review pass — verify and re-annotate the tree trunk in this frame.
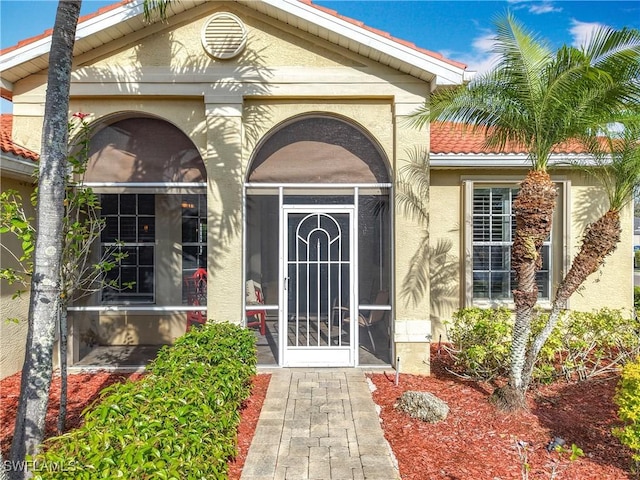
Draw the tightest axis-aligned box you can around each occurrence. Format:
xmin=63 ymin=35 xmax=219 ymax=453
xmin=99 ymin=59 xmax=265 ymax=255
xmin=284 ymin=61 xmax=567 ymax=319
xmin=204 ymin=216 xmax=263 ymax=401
xmin=9 ymin=2 xmax=81 ymax=477
xmin=57 ymin=307 xmax=68 ymax=434
xmin=492 ymin=170 xmax=557 ymax=411
xmin=521 ymin=209 xmax=621 ymax=386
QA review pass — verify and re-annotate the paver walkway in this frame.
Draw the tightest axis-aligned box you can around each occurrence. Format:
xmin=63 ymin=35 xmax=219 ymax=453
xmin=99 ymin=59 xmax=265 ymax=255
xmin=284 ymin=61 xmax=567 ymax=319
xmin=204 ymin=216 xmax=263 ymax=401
xmin=241 ymin=369 xmax=400 ymax=480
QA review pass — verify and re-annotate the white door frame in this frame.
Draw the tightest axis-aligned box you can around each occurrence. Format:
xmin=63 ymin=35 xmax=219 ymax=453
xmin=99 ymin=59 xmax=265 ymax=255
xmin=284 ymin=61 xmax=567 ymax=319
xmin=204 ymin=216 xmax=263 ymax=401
xmin=280 ymin=205 xmax=356 ymax=367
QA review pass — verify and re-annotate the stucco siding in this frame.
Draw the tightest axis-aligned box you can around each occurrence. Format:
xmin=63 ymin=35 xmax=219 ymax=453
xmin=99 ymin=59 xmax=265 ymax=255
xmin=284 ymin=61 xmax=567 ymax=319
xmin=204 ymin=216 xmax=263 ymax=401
xmin=80 ymin=2 xmax=375 ymax=72
xmin=568 ymin=181 xmax=633 ymax=312
xmin=429 ymin=167 xmax=634 ymax=342
xmin=428 ymin=170 xmax=463 ymax=341
xmin=0 ymin=177 xmax=34 ymax=379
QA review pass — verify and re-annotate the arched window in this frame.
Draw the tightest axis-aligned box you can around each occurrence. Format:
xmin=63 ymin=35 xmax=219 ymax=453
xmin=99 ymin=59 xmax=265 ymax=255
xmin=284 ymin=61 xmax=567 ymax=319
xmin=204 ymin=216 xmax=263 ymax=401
xmin=82 ymin=115 xmax=207 ymax=306
xmin=85 ymin=116 xmax=205 ymax=183
xmin=248 ymin=115 xmax=389 ymax=184
xmin=245 ymin=114 xmax=392 ymax=367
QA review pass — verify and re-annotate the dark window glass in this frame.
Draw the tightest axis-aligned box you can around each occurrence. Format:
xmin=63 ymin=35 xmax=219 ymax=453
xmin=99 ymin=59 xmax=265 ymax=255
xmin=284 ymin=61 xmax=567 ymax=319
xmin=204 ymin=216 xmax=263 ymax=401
xmin=100 ymin=194 xmax=156 ymax=303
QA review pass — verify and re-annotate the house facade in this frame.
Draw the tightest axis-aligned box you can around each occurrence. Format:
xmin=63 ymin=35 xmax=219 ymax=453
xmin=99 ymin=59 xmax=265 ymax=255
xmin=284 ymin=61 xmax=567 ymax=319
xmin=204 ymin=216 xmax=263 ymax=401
xmin=0 ymin=0 xmax=633 ymax=377
xmin=0 ymin=114 xmax=38 ymax=379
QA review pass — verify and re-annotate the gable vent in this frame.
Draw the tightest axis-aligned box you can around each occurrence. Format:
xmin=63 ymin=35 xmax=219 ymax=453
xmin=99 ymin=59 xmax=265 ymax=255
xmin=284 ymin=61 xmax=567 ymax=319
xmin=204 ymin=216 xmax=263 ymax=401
xmin=201 ymin=12 xmax=247 ymax=60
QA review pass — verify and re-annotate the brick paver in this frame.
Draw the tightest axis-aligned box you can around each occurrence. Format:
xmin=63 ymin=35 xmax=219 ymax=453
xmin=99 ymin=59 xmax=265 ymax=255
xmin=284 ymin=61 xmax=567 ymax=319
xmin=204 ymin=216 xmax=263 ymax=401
xmin=241 ymin=369 xmax=399 ymax=480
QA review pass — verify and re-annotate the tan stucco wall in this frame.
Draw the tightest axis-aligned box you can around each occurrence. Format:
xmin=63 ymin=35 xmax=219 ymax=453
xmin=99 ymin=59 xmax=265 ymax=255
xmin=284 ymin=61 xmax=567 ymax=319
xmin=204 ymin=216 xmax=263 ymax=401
xmin=83 ymin=3 xmax=359 ymax=72
xmin=429 ymin=167 xmax=634 ymax=342
xmin=428 ymin=170 xmax=463 ymax=341
xmin=11 ymin=0 xmax=427 ymax=124
xmin=0 ymin=177 xmax=34 ymax=379
xmin=567 ymin=174 xmax=633 ymax=312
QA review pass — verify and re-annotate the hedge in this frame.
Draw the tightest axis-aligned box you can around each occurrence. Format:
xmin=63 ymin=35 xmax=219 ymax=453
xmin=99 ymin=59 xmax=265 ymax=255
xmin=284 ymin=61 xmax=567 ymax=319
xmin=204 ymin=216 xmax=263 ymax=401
xmin=32 ymin=322 xmax=257 ymax=479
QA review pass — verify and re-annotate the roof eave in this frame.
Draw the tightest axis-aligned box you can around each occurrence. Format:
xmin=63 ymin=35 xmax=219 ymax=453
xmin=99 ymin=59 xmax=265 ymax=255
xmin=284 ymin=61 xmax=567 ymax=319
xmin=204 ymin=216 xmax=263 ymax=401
xmin=0 ymin=152 xmax=37 ymax=181
xmin=1 ymin=0 xmax=469 ymax=93
xmin=430 ymin=152 xmax=599 ymax=168
xmin=0 ymin=0 xmax=207 ymax=87
xmin=246 ymin=0 xmax=469 ymax=85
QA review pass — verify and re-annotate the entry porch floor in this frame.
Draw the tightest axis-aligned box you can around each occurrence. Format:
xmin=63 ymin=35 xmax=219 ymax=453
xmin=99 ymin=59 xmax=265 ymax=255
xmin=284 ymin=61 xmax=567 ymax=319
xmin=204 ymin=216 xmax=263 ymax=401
xmin=70 ymin=316 xmax=391 ymax=370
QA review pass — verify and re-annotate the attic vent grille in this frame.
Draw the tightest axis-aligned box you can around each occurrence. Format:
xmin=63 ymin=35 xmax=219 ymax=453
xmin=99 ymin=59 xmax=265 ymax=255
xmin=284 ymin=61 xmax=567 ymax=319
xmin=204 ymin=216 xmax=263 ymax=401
xmin=201 ymin=12 xmax=247 ymax=60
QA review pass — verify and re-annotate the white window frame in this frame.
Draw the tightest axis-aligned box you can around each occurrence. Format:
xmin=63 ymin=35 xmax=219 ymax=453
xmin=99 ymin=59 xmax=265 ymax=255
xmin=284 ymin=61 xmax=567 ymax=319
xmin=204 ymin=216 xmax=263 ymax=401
xmin=100 ymin=193 xmax=156 ymax=304
xmin=463 ymin=177 xmax=569 ymax=308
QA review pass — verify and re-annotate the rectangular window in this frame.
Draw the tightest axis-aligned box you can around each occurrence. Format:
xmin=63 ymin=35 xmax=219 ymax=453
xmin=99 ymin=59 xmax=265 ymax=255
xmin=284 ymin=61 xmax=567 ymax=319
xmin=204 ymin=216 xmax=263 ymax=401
xmin=100 ymin=194 xmax=155 ymax=303
xmin=182 ymin=194 xmax=207 ymax=304
xmin=471 ymin=185 xmax=551 ymax=302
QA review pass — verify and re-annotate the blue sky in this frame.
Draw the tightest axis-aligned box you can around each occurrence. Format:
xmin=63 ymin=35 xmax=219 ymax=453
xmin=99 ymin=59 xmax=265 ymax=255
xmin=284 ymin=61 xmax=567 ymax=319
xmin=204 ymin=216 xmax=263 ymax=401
xmin=2 ymin=0 xmax=640 ymax=112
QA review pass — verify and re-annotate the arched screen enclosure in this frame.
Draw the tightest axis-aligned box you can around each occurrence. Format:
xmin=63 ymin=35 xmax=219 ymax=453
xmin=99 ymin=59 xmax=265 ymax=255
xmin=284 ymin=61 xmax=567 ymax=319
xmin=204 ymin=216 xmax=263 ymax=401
xmin=245 ymin=114 xmax=392 ymax=367
xmin=68 ymin=115 xmax=207 ymax=368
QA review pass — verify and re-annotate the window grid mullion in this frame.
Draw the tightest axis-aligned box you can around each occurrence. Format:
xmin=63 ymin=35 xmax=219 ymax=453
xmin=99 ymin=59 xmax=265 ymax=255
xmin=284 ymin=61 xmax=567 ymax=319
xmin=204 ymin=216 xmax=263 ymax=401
xmin=472 ymin=185 xmax=552 ymax=303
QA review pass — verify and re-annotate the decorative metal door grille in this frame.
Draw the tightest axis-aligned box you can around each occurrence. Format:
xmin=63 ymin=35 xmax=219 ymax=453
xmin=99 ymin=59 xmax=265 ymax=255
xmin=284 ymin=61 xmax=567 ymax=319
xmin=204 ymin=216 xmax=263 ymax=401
xmin=286 ymin=212 xmax=351 ymax=351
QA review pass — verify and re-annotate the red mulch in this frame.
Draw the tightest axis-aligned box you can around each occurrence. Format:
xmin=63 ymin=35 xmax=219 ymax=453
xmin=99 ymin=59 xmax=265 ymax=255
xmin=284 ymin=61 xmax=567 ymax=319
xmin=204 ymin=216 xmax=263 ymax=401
xmin=369 ymin=347 xmax=633 ymax=480
xmin=229 ymin=374 xmax=271 ymax=480
xmin=0 ymin=370 xmax=270 ymax=476
xmin=1 ymin=353 xmax=632 ymax=480
xmin=1 ymin=371 xmax=144 ymax=454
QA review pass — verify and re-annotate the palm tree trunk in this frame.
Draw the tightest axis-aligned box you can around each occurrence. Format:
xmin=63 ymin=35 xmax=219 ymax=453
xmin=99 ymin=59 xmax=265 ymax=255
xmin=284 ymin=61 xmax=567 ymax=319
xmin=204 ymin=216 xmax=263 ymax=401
xmin=521 ymin=209 xmax=621 ymax=386
xmin=9 ymin=2 xmax=81 ymax=477
xmin=492 ymin=170 xmax=557 ymax=411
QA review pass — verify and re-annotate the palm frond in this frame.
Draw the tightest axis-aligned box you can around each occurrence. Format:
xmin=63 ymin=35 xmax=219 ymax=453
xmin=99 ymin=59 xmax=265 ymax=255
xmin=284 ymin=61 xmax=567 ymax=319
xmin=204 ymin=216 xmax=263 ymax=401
xmin=580 ymin=123 xmax=640 ymax=211
xmin=582 ymin=26 xmax=640 ymax=70
xmin=409 ymin=14 xmax=640 ymax=175
xmin=143 ymin=0 xmax=173 ymax=23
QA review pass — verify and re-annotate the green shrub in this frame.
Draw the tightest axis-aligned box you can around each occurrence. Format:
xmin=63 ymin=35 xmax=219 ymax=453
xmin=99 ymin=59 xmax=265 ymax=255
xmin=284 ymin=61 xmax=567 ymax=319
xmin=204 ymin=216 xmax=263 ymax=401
xmin=444 ymin=307 xmax=640 ymax=384
xmin=443 ymin=307 xmax=513 ymax=381
xmin=529 ymin=310 xmax=567 ymax=384
xmin=560 ymin=309 xmax=640 ymax=379
xmin=634 ymin=286 xmax=640 ymax=311
xmin=613 ymin=357 xmax=640 ymax=472
xmin=33 ymin=322 xmax=256 ymax=479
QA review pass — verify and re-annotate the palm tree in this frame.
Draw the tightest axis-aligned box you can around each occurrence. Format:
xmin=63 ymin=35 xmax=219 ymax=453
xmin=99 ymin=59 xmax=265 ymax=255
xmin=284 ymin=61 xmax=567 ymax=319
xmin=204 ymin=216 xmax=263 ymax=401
xmin=412 ymin=13 xmax=640 ymax=410
xmin=9 ymin=1 xmax=174 ymax=476
xmin=9 ymin=3 xmax=82 ymax=473
xmin=523 ymin=124 xmax=640 ymax=387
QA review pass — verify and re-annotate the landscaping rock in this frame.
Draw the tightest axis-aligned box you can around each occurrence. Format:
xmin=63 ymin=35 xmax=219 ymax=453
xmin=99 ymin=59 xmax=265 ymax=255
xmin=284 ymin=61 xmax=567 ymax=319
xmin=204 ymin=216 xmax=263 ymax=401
xmin=395 ymin=391 xmax=449 ymax=423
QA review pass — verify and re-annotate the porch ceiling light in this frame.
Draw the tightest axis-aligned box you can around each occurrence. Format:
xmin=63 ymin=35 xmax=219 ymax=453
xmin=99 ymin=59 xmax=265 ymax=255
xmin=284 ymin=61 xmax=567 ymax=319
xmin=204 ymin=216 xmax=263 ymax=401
xmin=201 ymin=12 xmax=247 ymax=60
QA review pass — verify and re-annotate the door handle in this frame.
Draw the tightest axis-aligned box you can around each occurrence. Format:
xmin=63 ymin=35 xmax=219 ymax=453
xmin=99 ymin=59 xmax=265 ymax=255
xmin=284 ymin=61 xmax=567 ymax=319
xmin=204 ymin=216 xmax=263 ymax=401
xmin=284 ymin=276 xmax=289 ymax=291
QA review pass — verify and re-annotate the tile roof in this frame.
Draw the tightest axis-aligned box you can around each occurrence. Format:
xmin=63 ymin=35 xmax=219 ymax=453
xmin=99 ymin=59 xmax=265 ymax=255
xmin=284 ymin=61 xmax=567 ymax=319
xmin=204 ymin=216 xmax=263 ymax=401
xmin=0 ymin=0 xmax=467 ymax=71
xmin=430 ymin=122 xmax=591 ymax=155
xmin=0 ymin=0 xmax=132 ymax=57
xmin=0 ymin=115 xmax=39 ymax=161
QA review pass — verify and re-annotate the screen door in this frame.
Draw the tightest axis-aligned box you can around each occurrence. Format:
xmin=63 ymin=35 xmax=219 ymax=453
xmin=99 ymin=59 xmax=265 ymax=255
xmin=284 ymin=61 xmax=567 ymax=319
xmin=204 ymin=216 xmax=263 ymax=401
xmin=282 ymin=207 xmax=355 ymax=366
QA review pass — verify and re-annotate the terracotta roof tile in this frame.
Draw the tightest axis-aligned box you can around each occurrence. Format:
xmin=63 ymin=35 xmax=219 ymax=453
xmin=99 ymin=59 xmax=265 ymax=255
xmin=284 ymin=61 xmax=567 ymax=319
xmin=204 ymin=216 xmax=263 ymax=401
xmin=1 ymin=0 xmax=467 ymax=71
xmin=430 ymin=122 xmax=591 ymax=155
xmin=0 ymin=0 xmax=132 ymax=56
xmin=0 ymin=115 xmax=39 ymax=161
xmin=301 ymin=0 xmax=467 ymax=70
